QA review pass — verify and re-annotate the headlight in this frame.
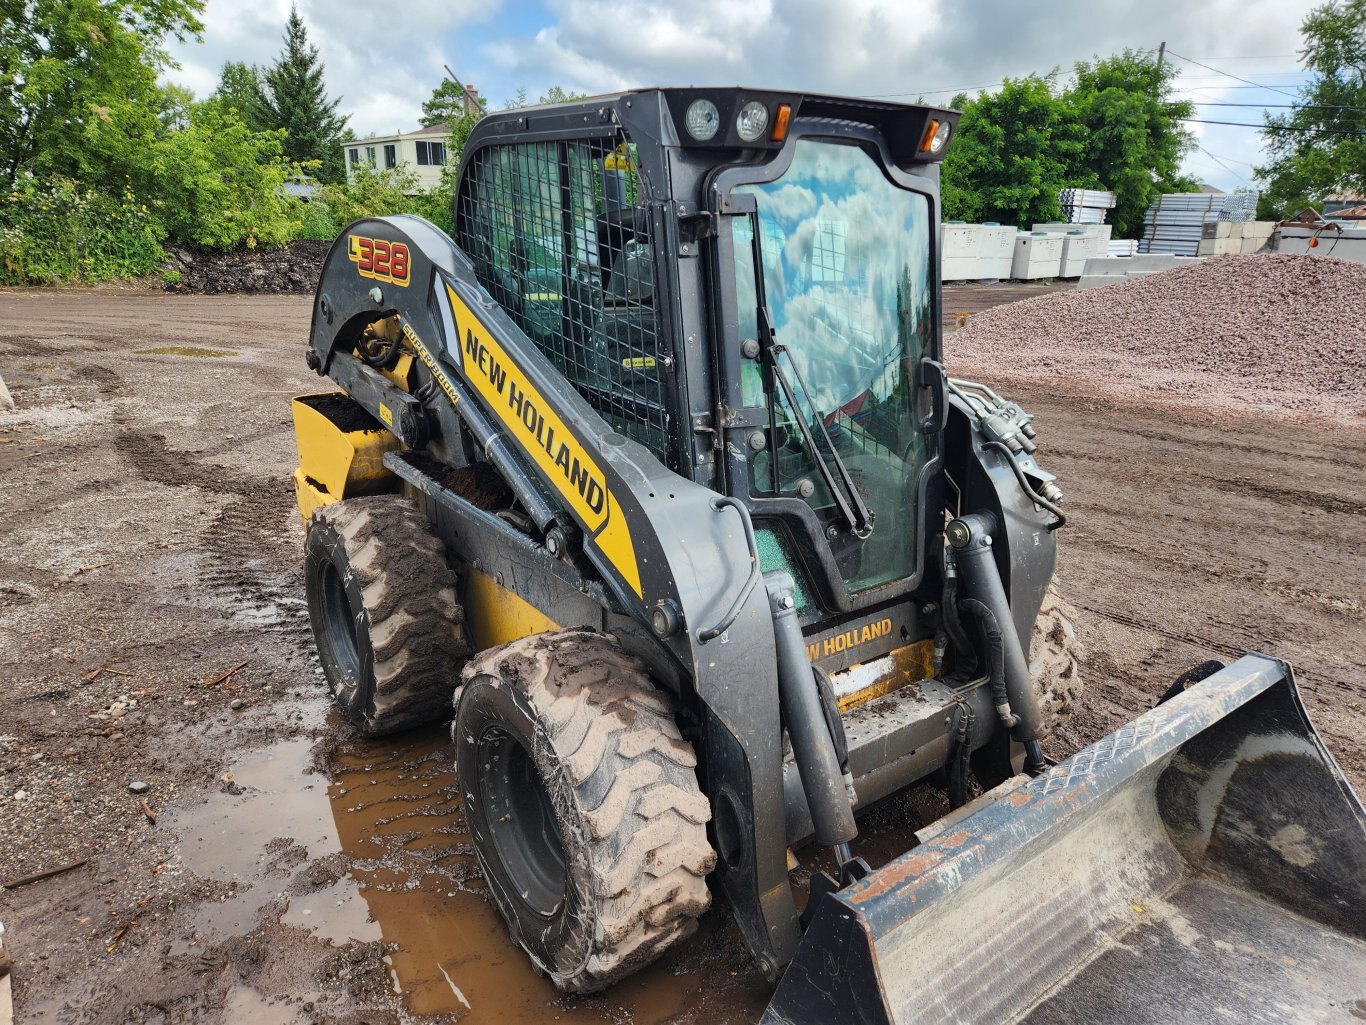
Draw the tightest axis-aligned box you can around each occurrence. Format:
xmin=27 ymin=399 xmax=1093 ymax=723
xmin=735 ymin=101 xmax=770 ymax=143
xmin=684 ymin=99 xmax=721 ymax=142
xmin=929 ymin=120 xmax=951 ymax=153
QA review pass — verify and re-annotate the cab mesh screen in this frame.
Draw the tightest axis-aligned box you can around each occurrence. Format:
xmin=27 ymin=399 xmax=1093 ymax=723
xmin=454 ymin=137 xmax=675 ymax=467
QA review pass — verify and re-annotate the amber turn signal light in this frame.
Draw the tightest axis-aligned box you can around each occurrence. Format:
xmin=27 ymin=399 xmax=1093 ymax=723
xmin=771 ymin=103 xmax=792 ymax=143
xmin=919 ymin=119 xmax=941 ymax=153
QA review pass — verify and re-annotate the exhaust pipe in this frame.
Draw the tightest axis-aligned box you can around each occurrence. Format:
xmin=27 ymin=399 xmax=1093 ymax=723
xmin=946 ymin=513 xmax=1047 ymax=773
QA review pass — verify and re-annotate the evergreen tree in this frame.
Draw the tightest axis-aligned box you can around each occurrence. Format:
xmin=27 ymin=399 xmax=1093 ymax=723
xmin=258 ymin=7 xmax=348 ymax=182
xmin=422 ymin=79 xmax=483 ymax=126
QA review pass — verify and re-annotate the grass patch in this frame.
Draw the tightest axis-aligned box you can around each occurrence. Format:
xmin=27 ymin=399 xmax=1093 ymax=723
xmin=135 ymin=346 xmax=238 ymax=358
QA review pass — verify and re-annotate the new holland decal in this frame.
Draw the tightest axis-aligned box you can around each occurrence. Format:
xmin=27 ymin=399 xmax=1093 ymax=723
xmin=806 ymin=617 xmax=893 ymax=663
xmin=443 ymin=284 xmax=642 ymax=598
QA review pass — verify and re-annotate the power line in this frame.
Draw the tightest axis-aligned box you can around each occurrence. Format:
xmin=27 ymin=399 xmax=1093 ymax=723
xmin=1191 ymin=100 xmax=1366 ymax=111
xmin=868 ymin=80 xmax=1006 ymax=99
xmin=1165 ymin=49 xmax=1303 ymax=98
xmin=1181 ymin=117 xmax=1364 ymax=135
xmin=1198 ymin=146 xmax=1254 ymax=185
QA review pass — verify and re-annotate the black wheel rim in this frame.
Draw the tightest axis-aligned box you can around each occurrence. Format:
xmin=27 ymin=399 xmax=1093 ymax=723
xmin=478 ymin=726 xmax=567 ymax=919
xmin=320 ymin=560 xmax=361 ymax=684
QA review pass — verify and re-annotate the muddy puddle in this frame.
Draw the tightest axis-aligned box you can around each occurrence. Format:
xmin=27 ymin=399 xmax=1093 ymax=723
xmin=167 ymin=710 xmax=781 ymax=1024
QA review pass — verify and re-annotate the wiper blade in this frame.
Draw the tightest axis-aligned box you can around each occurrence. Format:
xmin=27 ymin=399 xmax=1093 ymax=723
xmin=760 ymin=307 xmax=874 ymax=538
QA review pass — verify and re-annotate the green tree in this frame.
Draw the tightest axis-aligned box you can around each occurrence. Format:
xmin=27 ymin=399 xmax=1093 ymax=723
xmin=215 ymin=61 xmax=271 ymax=134
xmin=1256 ymin=0 xmax=1366 ymax=217
xmin=144 ymin=98 xmax=301 ymax=250
xmin=940 ymin=75 xmax=1087 ymax=227
xmin=0 ymin=0 xmax=205 ymax=189
xmin=257 ymin=6 xmax=348 ymax=182
xmin=538 ymin=86 xmax=588 ymax=105
xmin=1063 ymin=50 xmax=1197 ymax=236
xmin=421 ymin=78 xmax=484 ymax=126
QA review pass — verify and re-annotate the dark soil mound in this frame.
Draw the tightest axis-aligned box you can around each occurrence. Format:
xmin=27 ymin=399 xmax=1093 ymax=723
xmin=166 ymin=240 xmax=332 ymax=295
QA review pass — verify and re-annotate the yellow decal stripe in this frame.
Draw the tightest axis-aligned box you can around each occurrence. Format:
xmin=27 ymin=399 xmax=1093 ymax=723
xmin=444 ymin=284 xmax=642 ymax=598
xmin=401 ymin=321 xmax=462 ymax=408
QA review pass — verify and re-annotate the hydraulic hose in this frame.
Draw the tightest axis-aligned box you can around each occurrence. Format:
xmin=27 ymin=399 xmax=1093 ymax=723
xmin=959 ymin=598 xmax=1015 ymax=729
xmin=947 ymin=513 xmax=1048 ymax=774
xmin=766 ymin=571 xmax=857 ymax=848
xmin=947 ymin=697 xmax=975 ymax=810
xmin=940 ymin=550 xmax=978 ymax=681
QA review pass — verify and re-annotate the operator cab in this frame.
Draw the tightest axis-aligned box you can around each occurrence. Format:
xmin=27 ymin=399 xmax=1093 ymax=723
xmin=453 ymin=89 xmax=958 ymax=635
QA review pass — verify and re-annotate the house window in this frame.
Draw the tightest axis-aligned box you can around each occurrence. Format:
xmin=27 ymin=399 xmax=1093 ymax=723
xmin=348 ymin=148 xmax=359 ymax=165
xmin=383 ymin=144 xmax=397 ymax=169
xmin=365 ymin=146 xmax=377 ymax=167
xmin=416 ymin=141 xmax=447 ymax=166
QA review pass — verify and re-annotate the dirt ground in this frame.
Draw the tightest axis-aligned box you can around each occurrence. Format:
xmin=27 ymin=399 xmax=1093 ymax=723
xmin=1 ymin=286 xmax=1362 ymax=1025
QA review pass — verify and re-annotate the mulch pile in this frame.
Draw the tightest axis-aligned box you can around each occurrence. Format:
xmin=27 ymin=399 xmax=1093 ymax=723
xmin=948 ymin=253 xmax=1366 ymax=425
xmin=165 ymin=240 xmax=331 ymax=295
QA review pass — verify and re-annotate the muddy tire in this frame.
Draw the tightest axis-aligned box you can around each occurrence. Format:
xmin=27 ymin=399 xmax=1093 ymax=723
xmin=1028 ymin=586 xmax=1085 ymax=737
xmin=304 ymin=495 xmax=469 ymax=736
xmin=455 ymin=629 xmax=715 ymax=994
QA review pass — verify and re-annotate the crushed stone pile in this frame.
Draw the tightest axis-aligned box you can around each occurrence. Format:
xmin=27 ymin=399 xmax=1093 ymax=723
xmin=948 ymin=254 xmax=1366 ymax=425
xmin=165 ymin=240 xmax=330 ymax=295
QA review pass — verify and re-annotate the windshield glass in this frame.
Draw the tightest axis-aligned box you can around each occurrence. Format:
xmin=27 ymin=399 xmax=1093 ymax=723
xmin=733 ymin=138 xmax=935 ymax=593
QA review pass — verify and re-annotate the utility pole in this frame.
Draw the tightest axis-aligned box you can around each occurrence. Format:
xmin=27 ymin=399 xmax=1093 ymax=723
xmin=1156 ymin=41 xmax=1166 ymax=69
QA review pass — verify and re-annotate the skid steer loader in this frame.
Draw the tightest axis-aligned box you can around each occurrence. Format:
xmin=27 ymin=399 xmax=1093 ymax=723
xmin=293 ymin=89 xmax=1366 ymax=1022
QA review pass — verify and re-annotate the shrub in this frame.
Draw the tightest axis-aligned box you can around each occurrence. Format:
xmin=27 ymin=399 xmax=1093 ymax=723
xmin=297 ymin=198 xmax=341 ymax=241
xmin=315 ymin=166 xmax=422 ymax=229
xmin=0 ymin=177 xmax=165 ymax=284
xmin=143 ymin=99 xmax=302 ymax=251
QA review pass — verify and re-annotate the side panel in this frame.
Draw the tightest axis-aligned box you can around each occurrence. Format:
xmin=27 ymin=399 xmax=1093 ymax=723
xmin=463 ymin=569 xmax=562 ymax=651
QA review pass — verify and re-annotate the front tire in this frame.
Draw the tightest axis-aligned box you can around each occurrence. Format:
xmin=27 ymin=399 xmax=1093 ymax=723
xmin=455 ymin=630 xmax=715 ymax=994
xmin=304 ymin=495 xmax=469 ymax=735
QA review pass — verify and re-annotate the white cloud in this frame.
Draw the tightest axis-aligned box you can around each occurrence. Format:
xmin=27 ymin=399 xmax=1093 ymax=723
xmin=166 ymin=0 xmax=496 ymax=137
xmin=164 ymin=0 xmax=1317 ymax=185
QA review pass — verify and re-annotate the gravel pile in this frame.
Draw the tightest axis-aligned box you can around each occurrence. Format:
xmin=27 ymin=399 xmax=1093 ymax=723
xmin=165 ymin=240 xmax=329 ymax=295
xmin=948 ymin=254 xmax=1366 ymax=425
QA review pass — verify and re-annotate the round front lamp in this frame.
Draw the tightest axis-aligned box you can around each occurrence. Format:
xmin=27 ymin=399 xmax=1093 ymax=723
xmin=684 ymin=99 xmax=721 ymax=142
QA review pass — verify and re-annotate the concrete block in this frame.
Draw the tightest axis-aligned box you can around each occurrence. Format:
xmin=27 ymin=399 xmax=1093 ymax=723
xmin=1213 ymin=238 xmax=1241 ymax=256
xmin=1229 ymin=222 xmax=1246 ymax=239
xmin=1202 ymin=222 xmax=1233 ymax=240
xmin=1197 ymin=240 xmax=1217 ymax=256
xmin=1032 ymin=223 xmax=1112 ymax=242
xmin=1075 ymin=254 xmax=1203 ymax=290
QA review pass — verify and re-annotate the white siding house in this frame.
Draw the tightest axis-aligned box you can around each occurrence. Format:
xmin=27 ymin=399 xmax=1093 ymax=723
xmin=343 ymin=124 xmax=452 ymax=192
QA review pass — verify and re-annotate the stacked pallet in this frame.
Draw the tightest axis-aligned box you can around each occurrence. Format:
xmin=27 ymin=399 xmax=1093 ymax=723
xmin=1139 ymin=191 xmax=1261 ymax=256
xmin=1058 ymin=188 xmax=1116 ymax=224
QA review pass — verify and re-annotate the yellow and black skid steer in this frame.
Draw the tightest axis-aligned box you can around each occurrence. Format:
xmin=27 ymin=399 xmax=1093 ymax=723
xmin=293 ymin=88 xmax=1366 ymax=1021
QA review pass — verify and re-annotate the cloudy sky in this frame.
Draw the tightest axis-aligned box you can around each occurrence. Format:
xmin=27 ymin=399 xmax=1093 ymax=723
xmin=165 ymin=0 xmax=1320 ymax=193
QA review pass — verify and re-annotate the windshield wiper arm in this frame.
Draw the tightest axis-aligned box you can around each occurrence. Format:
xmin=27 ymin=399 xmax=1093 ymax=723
xmin=759 ymin=306 xmax=874 ymax=538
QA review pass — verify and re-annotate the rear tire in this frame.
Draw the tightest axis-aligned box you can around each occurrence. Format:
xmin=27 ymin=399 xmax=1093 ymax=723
xmin=1029 ymin=586 xmax=1085 ymax=737
xmin=455 ymin=629 xmax=714 ymax=994
xmin=304 ymin=495 xmax=469 ymax=736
